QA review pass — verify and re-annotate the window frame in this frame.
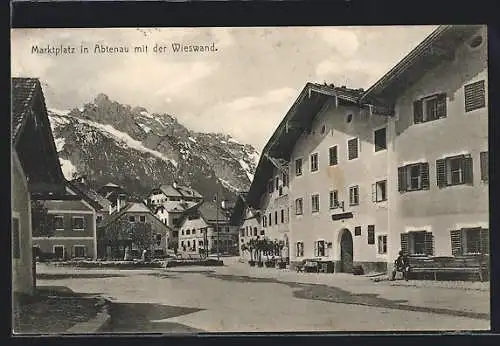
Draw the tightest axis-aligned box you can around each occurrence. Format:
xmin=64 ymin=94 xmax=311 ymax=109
xmin=347 ymin=137 xmax=359 ymax=160
xmin=295 ymin=198 xmax=304 ymax=215
xmin=295 ymin=158 xmax=303 ymax=176
xmin=436 ymin=154 xmax=473 ymax=188
xmin=413 ymin=93 xmax=447 ymax=124
xmin=377 ymin=234 xmax=388 ymax=254
xmin=139 ymin=215 xmax=146 ymax=223
xmin=128 ymin=215 xmax=136 ymax=223
xmin=329 ymin=190 xmax=339 ymax=209
xmin=310 ymin=153 xmax=319 ymax=172
xmin=53 ymin=245 xmax=65 ymax=259
xmin=296 ymin=241 xmax=304 ymax=257
xmin=311 ymin=194 xmax=320 ymax=213
xmin=480 ymin=151 xmax=488 ymax=182
xmin=72 ymin=216 xmax=85 ymax=231
xmin=372 ymin=180 xmax=387 ymax=202
xmin=73 ymin=245 xmax=87 ymax=258
xmin=329 ymin=146 xmax=338 ymax=166
xmin=373 ymin=127 xmax=387 ymax=152
xmin=349 ymin=185 xmax=359 ymax=206
xmin=316 ymin=239 xmax=326 ymax=257
xmin=53 ymin=215 xmax=65 ymax=231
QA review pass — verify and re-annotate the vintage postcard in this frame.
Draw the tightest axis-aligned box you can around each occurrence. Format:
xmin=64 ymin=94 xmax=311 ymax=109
xmin=11 ymin=25 xmax=489 ymax=334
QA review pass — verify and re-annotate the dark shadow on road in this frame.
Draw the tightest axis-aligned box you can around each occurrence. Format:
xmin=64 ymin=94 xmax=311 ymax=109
xmin=103 ymin=302 xmax=205 ymax=333
xmin=205 ymin=273 xmax=490 ymax=321
xmin=37 ymin=273 xmax=127 ymax=280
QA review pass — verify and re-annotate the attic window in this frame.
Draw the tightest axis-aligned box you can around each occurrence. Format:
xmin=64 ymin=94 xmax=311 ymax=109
xmin=346 ymin=114 xmax=353 ymax=123
xmin=468 ymin=35 xmax=483 ymax=49
xmin=321 ymin=125 xmax=326 ymax=134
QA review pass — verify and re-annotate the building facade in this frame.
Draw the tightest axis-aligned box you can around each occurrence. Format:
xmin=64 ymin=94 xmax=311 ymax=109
xmin=246 ymin=25 xmax=488 ymax=275
xmin=97 ymin=202 xmax=171 ymax=259
xmin=365 ymin=25 xmax=489 ymax=269
xmin=12 ymin=77 xmax=67 ymax=295
xmin=33 ymin=184 xmax=99 ymax=260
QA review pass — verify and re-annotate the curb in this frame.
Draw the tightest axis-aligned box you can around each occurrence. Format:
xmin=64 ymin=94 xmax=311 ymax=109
xmin=65 ymin=297 xmax=112 ymax=334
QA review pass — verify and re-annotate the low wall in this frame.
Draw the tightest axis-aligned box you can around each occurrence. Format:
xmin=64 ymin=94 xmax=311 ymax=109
xmin=48 ymin=260 xmax=164 ymax=269
xmin=165 ymin=259 xmax=224 ymax=267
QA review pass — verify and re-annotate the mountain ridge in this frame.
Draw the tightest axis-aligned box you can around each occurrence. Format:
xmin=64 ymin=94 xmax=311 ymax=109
xmin=48 ymin=93 xmax=260 ymax=201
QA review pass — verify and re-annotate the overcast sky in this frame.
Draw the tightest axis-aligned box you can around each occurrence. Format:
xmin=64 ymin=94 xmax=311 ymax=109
xmin=11 ymin=26 xmax=437 ymax=150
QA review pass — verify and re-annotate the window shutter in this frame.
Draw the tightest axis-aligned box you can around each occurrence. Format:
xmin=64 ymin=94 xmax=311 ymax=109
xmin=314 ymin=241 xmax=318 ymax=257
xmin=436 ymin=159 xmax=447 ymax=188
xmin=398 ymin=166 xmax=406 ymax=192
xmin=437 ymin=93 xmax=447 ymax=118
xmin=413 ymin=100 xmax=423 ymax=123
xmin=463 ymin=155 xmax=474 ymax=185
xmin=480 ymin=228 xmax=489 ymax=255
xmin=450 ymin=229 xmax=463 ymax=256
xmin=465 ymin=80 xmax=486 ymax=112
xmin=424 ymin=232 xmax=434 ymax=256
xmin=420 ymin=162 xmax=430 ymax=190
xmin=480 ymin=152 xmax=488 ymax=181
xmin=367 ymin=225 xmax=375 ymax=245
xmin=400 ymin=233 xmax=409 ymax=255
xmin=371 ymin=184 xmax=376 ymax=202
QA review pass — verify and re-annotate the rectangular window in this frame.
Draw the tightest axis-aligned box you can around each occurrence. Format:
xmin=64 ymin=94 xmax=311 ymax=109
xmin=296 ymin=242 xmax=304 ymax=257
xmin=295 ymin=158 xmax=303 ymax=176
xmin=54 ymin=245 xmax=64 ymax=259
xmin=53 ymin=215 xmax=64 ymax=230
xmin=451 ymin=228 xmax=489 ymax=256
xmin=348 ymin=138 xmax=359 ymax=160
xmin=315 ymin=240 xmax=326 ymax=257
xmin=269 ymin=213 xmax=272 ymax=226
xmin=377 ymin=235 xmax=387 ymax=254
xmin=372 ymin=180 xmax=387 ymax=202
xmin=436 ymin=155 xmax=473 ymax=188
xmin=96 ymin=215 xmax=103 ymax=224
xmin=263 ymin=216 xmax=267 ymax=228
xmin=465 ymin=80 xmax=486 ymax=112
xmin=274 ymin=211 xmax=278 ymax=225
xmin=282 ymin=172 xmax=289 ymax=187
xmin=74 ymin=245 xmax=86 ymax=258
xmin=193 ymin=229 xmax=197 ymax=235
xmin=398 ymin=163 xmax=429 ymax=192
xmin=275 ymin=176 xmax=279 ymax=190
xmin=139 ymin=215 xmax=146 ymax=223
xmin=186 ymin=229 xmax=191 ymax=235
xmin=329 ymin=190 xmax=339 ymax=209
xmin=268 ymin=180 xmax=274 ymax=193
xmin=72 ymin=216 xmax=85 ymax=230
xmin=367 ymin=225 xmax=375 ymax=245
xmin=413 ymin=93 xmax=447 ymax=123
xmin=295 ymin=198 xmax=303 ymax=215
xmin=280 ymin=209 xmax=284 ymax=223
xmin=260 ymin=230 xmax=265 ymax=236
xmin=349 ymin=185 xmax=359 ymax=206
xmin=311 ymin=194 xmax=320 ymax=213
xmin=128 ymin=216 xmax=136 ymax=223
xmin=12 ymin=217 xmax=20 ymax=259
xmin=374 ymin=127 xmax=387 ymax=152
xmin=354 ymin=226 xmax=361 ymax=236
xmin=401 ymin=231 xmax=434 ymax=256
xmin=310 ymin=153 xmax=318 ymax=172
xmin=480 ymin=151 xmax=488 ymax=182
xmin=329 ymin=146 xmax=338 ymax=166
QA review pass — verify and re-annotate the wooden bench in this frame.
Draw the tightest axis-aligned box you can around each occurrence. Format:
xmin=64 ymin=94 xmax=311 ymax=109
xmin=296 ymin=259 xmax=321 ymax=273
xmin=408 ymin=255 xmax=489 ymax=281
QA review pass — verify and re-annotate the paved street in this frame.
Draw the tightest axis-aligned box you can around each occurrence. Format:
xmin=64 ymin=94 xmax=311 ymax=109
xmin=35 ymin=259 xmax=490 ymax=333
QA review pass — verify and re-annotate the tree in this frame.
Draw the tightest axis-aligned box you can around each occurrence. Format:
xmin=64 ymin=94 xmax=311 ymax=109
xmin=31 ymin=200 xmax=54 ymax=237
xmin=130 ymin=222 xmax=154 ymax=256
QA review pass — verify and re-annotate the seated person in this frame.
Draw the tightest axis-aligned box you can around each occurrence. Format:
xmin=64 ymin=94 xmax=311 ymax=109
xmin=391 ymin=250 xmax=410 ymax=281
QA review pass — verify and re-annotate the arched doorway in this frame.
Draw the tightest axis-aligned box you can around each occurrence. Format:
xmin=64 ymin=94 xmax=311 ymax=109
xmin=339 ymin=229 xmax=353 ymax=273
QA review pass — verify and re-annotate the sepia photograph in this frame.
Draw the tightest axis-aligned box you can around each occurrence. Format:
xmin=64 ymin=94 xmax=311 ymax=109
xmin=10 ymin=24 xmax=489 ymax=334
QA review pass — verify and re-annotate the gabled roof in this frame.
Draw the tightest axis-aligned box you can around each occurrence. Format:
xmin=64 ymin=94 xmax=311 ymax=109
xmin=66 ymin=180 xmax=104 ymax=211
xmin=246 ymin=83 xmax=361 ymax=208
xmin=176 ymin=200 xmax=230 ymax=229
xmin=361 ymin=25 xmax=484 ymax=106
xmin=155 ymin=184 xmax=203 ymax=199
xmin=99 ymin=201 xmax=171 ymax=230
xmin=158 ymin=185 xmax=183 ymax=197
xmin=155 ymin=200 xmax=200 ymax=214
xmin=229 ymin=192 xmax=249 ymax=226
xmin=12 ymin=77 xmax=66 ymax=197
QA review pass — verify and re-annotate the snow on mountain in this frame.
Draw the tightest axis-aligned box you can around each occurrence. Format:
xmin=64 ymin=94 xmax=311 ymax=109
xmin=59 ymin=158 xmax=77 ymax=180
xmin=73 ymin=116 xmax=178 ymax=168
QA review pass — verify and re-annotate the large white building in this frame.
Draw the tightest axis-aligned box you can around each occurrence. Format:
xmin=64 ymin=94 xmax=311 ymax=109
xmin=243 ymin=25 xmax=488 ymax=274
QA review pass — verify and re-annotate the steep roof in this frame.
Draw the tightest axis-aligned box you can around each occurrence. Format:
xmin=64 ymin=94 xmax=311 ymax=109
xmin=361 ymin=25 xmax=484 ymax=106
xmin=246 ymin=83 xmax=362 ymax=208
xmin=66 ymin=180 xmax=104 ymax=211
xmin=12 ymin=77 xmax=66 ymax=198
xmin=157 ymin=184 xmax=203 ymax=199
xmin=229 ymin=192 xmax=249 ymax=226
xmin=155 ymin=200 xmax=200 ymax=213
xmin=158 ymin=185 xmax=183 ymax=197
xmin=99 ymin=201 xmax=171 ymax=230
